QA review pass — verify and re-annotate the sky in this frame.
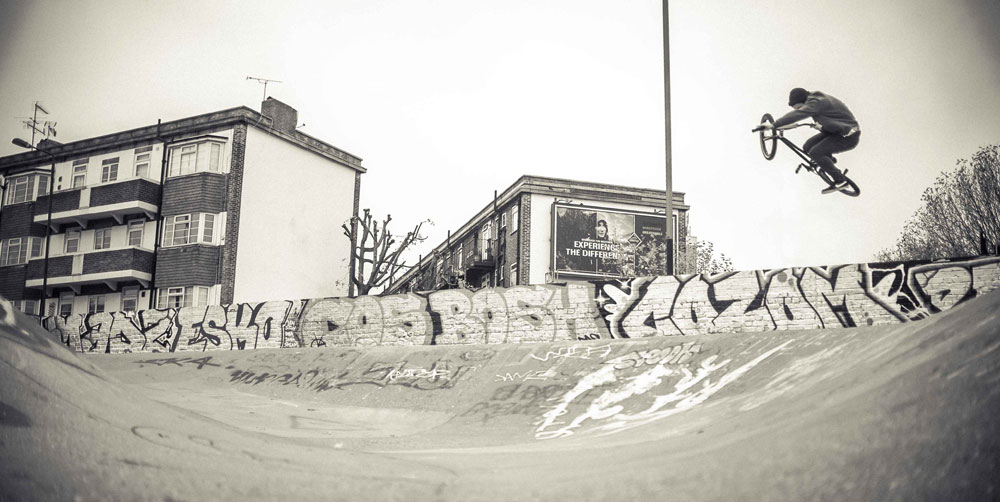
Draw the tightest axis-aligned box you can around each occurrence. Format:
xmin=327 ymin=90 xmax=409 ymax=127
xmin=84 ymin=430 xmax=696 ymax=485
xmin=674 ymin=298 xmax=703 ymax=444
xmin=1 ymin=0 xmax=999 ymax=271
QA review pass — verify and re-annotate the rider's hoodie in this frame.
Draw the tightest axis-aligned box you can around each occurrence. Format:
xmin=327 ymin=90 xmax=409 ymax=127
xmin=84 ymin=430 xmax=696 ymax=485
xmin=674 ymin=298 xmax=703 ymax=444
xmin=773 ymin=91 xmax=859 ymax=136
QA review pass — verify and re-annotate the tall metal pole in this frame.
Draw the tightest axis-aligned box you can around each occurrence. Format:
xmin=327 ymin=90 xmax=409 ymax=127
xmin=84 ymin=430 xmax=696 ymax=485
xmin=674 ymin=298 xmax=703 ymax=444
xmin=39 ymin=157 xmax=55 ymax=322
xmin=663 ymin=0 xmax=674 ymax=275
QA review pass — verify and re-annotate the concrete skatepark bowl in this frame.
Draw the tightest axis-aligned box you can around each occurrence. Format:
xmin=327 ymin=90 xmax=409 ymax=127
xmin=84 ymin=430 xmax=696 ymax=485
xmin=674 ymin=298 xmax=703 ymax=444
xmin=1 ymin=291 xmax=999 ymax=501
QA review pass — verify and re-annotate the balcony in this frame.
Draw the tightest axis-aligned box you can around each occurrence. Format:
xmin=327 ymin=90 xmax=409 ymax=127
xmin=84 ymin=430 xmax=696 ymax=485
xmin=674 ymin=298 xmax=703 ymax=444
xmin=25 ymin=248 xmax=155 ymax=293
xmin=34 ymin=179 xmax=160 ymax=229
xmin=464 ymin=239 xmax=496 ymax=283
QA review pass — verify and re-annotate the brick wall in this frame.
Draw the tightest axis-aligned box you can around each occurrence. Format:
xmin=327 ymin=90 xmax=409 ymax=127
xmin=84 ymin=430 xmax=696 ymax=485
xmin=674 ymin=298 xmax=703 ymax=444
xmin=161 ymin=173 xmax=227 ymax=216
xmin=90 ymin=179 xmax=160 ymax=207
xmin=220 ymin=124 xmax=247 ymax=304
xmin=154 ymin=245 xmax=221 ymax=287
xmin=31 ymin=254 xmax=1000 ymax=354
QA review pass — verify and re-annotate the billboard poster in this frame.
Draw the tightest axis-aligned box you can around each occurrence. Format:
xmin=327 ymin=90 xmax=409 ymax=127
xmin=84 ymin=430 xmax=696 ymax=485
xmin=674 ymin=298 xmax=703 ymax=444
xmin=552 ymin=203 xmax=671 ymax=278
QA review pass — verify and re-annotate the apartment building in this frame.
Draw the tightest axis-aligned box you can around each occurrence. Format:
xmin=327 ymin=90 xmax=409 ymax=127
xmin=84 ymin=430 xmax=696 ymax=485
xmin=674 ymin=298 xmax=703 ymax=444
xmin=387 ymin=175 xmax=688 ymax=294
xmin=0 ymin=98 xmax=363 ymax=316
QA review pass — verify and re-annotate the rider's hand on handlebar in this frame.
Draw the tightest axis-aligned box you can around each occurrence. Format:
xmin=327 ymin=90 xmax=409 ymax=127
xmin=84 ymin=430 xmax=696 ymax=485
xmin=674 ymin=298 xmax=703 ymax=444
xmin=753 ymin=122 xmax=773 ymax=132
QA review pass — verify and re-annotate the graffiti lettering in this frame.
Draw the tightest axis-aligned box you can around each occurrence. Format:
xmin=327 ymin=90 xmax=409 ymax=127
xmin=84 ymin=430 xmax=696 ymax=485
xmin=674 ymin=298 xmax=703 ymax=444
xmin=21 ymin=256 xmax=998 ymax=354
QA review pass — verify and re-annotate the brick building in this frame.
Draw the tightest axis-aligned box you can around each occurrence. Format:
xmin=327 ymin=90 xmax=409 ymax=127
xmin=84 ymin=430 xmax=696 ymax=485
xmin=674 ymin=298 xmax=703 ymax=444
xmin=0 ymin=98 xmax=363 ymax=316
xmin=387 ymin=175 xmax=688 ymax=293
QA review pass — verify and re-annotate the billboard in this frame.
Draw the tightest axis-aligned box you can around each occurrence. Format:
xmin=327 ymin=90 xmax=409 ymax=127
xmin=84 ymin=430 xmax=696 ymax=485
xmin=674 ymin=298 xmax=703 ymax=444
xmin=552 ymin=203 xmax=672 ymax=278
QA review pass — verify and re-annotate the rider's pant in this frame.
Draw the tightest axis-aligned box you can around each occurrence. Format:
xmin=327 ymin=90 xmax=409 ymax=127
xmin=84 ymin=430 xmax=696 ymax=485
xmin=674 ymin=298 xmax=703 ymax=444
xmin=803 ymin=131 xmax=861 ymax=184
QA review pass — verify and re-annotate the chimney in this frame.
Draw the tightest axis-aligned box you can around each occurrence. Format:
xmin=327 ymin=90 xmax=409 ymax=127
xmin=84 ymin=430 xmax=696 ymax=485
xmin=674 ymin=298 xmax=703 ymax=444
xmin=260 ymin=97 xmax=298 ymax=134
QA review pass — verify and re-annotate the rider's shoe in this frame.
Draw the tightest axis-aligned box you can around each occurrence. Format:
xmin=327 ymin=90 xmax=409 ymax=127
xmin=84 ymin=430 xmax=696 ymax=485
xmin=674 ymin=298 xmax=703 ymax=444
xmin=821 ymin=180 xmax=849 ymax=194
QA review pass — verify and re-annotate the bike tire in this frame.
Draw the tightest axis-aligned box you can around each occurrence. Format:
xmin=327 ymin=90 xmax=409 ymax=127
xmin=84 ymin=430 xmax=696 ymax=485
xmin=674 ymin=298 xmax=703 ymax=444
xmin=759 ymin=113 xmax=777 ymax=160
xmin=839 ymin=177 xmax=861 ymax=197
xmin=816 ymin=169 xmax=862 ymax=197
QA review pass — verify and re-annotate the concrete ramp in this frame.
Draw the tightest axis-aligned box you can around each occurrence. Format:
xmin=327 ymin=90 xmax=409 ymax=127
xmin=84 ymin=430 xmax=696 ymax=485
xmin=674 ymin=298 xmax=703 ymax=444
xmin=2 ymin=291 xmax=999 ymax=501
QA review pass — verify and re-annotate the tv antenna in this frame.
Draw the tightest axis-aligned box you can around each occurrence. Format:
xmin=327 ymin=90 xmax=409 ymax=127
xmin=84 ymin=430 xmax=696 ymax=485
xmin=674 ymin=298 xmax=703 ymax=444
xmin=19 ymin=102 xmax=57 ymax=147
xmin=246 ymin=76 xmax=282 ymax=102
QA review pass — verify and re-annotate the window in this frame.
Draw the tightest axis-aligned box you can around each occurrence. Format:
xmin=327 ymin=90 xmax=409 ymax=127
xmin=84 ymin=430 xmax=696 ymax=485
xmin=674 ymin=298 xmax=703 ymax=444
xmin=0 ymin=238 xmax=28 ymax=266
xmin=162 ymin=213 xmax=217 ymax=247
xmin=122 ymin=288 xmax=139 ymax=312
xmin=72 ymin=159 xmax=88 ymax=188
xmin=12 ymin=300 xmax=39 ymax=315
xmin=134 ymin=146 xmax=152 ymax=178
xmin=59 ymin=294 xmax=74 ymax=316
xmin=511 ymin=204 xmax=519 ymax=232
xmin=64 ymin=228 xmax=81 ymax=253
xmin=156 ymin=286 xmax=209 ymax=309
xmin=500 ymin=212 xmax=507 ymax=229
xmin=5 ymin=173 xmax=51 ymax=205
xmin=480 ymin=221 xmax=492 ymax=260
xmin=510 ymin=263 xmax=518 ymax=286
xmin=202 ymin=214 xmax=215 ymax=244
xmin=128 ymin=220 xmax=144 ymax=247
xmin=168 ymin=140 xmax=224 ymax=178
xmin=94 ymin=228 xmax=111 ymax=250
xmin=164 ymin=214 xmax=194 ymax=246
xmin=100 ymin=158 xmax=119 ymax=183
xmin=456 ymin=243 xmax=463 ymax=269
xmin=29 ymin=237 xmax=43 ymax=259
xmin=88 ymin=295 xmax=106 ymax=314
xmin=10 ymin=175 xmax=34 ymax=204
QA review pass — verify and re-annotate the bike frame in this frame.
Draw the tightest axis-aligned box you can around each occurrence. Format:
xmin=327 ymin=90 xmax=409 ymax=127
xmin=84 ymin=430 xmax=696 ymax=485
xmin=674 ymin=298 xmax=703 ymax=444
xmin=766 ymin=123 xmax=819 ymax=168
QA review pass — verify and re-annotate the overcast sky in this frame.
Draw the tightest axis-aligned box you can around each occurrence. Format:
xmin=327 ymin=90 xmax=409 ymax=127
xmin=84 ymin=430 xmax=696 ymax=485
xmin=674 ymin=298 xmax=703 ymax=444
xmin=2 ymin=0 xmax=999 ymax=271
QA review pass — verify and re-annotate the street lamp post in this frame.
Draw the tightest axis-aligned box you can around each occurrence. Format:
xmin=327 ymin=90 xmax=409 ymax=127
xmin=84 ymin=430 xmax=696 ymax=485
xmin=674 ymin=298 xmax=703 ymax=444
xmin=663 ymin=0 xmax=674 ymax=275
xmin=11 ymin=138 xmax=56 ymax=323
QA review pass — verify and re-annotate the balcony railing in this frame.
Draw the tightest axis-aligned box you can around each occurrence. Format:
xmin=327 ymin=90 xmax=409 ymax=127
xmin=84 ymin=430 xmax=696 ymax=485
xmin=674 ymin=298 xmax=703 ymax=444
xmin=33 ymin=179 xmax=160 ymax=228
xmin=25 ymin=247 xmax=155 ymax=292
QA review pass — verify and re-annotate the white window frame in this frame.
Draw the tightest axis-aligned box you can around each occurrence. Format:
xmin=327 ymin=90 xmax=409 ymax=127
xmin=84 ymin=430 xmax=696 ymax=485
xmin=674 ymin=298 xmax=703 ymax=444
xmin=94 ymin=228 xmax=111 ymax=250
xmin=101 ymin=157 xmax=119 ymax=183
xmin=128 ymin=219 xmax=144 ymax=247
xmin=511 ymin=204 xmax=519 ymax=232
xmin=134 ymin=146 xmax=152 ymax=179
xmin=162 ymin=213 xmax=217 ymax=247
xmin=12 ymin=299 xmax=39 ymax=316
xmin=29 ymin=236 xmax=43 ymax=259
xmin=72 ymin=159 xmax=88 ymax=188
xmin=59 ymin=294 xmax=74 ymax=316
xmin=201 ymin=214 xmax=215 ymax=244
xmin=0 ymin=238 xmax=28 ymax=266
xmin=510 ymin=263 xmax=518 ymax=286
xmin=65 ymin=228 xmax=81 ymax=253
xmin=167 ymin=140 xmax=225 ymax=178
xmin=5 ymin=173 xmax=50 ymax=205
xmin=121 ymin=287 xmax=140 ymax=312
xmin=156 ymin=286 xmax=209 ymax=309
xmin=88 ymin=295 xmax=106 ymax=314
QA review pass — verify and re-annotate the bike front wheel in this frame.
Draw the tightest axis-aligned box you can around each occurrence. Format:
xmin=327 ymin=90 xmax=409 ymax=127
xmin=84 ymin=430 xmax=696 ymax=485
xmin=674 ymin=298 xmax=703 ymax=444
xmin=759 ymin=113 xmax=777 ymax=160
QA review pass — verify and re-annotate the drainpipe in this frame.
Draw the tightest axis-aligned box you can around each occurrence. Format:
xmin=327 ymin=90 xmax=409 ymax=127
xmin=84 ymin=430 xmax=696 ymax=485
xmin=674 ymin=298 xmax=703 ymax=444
xmin=149 ymin=120 xmax=170 ymax=309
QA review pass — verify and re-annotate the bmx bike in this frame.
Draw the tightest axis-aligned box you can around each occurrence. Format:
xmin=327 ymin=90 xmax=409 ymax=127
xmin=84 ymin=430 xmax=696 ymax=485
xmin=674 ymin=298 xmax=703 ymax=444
xmin=752 ymin=113 xmax=861 ymax=197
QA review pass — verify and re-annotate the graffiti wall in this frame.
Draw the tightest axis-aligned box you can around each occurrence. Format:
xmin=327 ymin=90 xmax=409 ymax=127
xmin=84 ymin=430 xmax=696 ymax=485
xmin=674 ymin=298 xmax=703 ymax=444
xmin=31 ymin=255 xmax=1000 ymax=354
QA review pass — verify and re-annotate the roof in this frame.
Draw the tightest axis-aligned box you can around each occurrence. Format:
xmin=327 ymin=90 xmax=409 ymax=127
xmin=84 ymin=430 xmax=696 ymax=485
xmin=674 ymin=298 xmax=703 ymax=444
xmin=0 ymin=106 xmax=365 ymax=174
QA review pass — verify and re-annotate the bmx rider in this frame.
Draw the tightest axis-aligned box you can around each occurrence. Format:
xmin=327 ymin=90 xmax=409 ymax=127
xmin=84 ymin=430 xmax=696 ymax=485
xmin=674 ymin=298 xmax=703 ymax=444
xmin=759 ymin=88 xmax=861 ymax=194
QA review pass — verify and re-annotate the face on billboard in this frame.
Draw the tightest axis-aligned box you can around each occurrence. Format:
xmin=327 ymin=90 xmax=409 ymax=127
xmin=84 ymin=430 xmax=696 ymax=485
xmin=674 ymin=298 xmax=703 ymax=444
xmin=553 ymin=205 xmax=669 ymax=278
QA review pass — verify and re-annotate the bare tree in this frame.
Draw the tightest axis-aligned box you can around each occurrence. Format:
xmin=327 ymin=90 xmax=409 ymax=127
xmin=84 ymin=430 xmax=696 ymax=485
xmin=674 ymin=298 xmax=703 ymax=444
xmin=876 ymin=144 xmax=1000 ymax=261
xmin=342 ymin=209 xmax=430 ymax=296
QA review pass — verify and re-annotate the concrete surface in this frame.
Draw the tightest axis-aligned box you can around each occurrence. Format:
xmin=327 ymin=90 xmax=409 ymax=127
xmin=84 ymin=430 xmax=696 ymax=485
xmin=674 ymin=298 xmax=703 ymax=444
xmin=2 ymin=290 xmax=999 ymax=501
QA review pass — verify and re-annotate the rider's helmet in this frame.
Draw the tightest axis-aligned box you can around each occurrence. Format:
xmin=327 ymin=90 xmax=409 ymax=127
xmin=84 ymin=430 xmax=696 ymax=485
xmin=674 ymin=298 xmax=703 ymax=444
xmin=788 ymin=88 xmax=810 ymax=107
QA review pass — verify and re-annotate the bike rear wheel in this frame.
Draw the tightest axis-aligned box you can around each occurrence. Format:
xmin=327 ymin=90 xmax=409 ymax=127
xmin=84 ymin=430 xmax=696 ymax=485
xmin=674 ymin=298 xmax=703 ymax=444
xmin=759 ymin=113 xmax=777 ymax=160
